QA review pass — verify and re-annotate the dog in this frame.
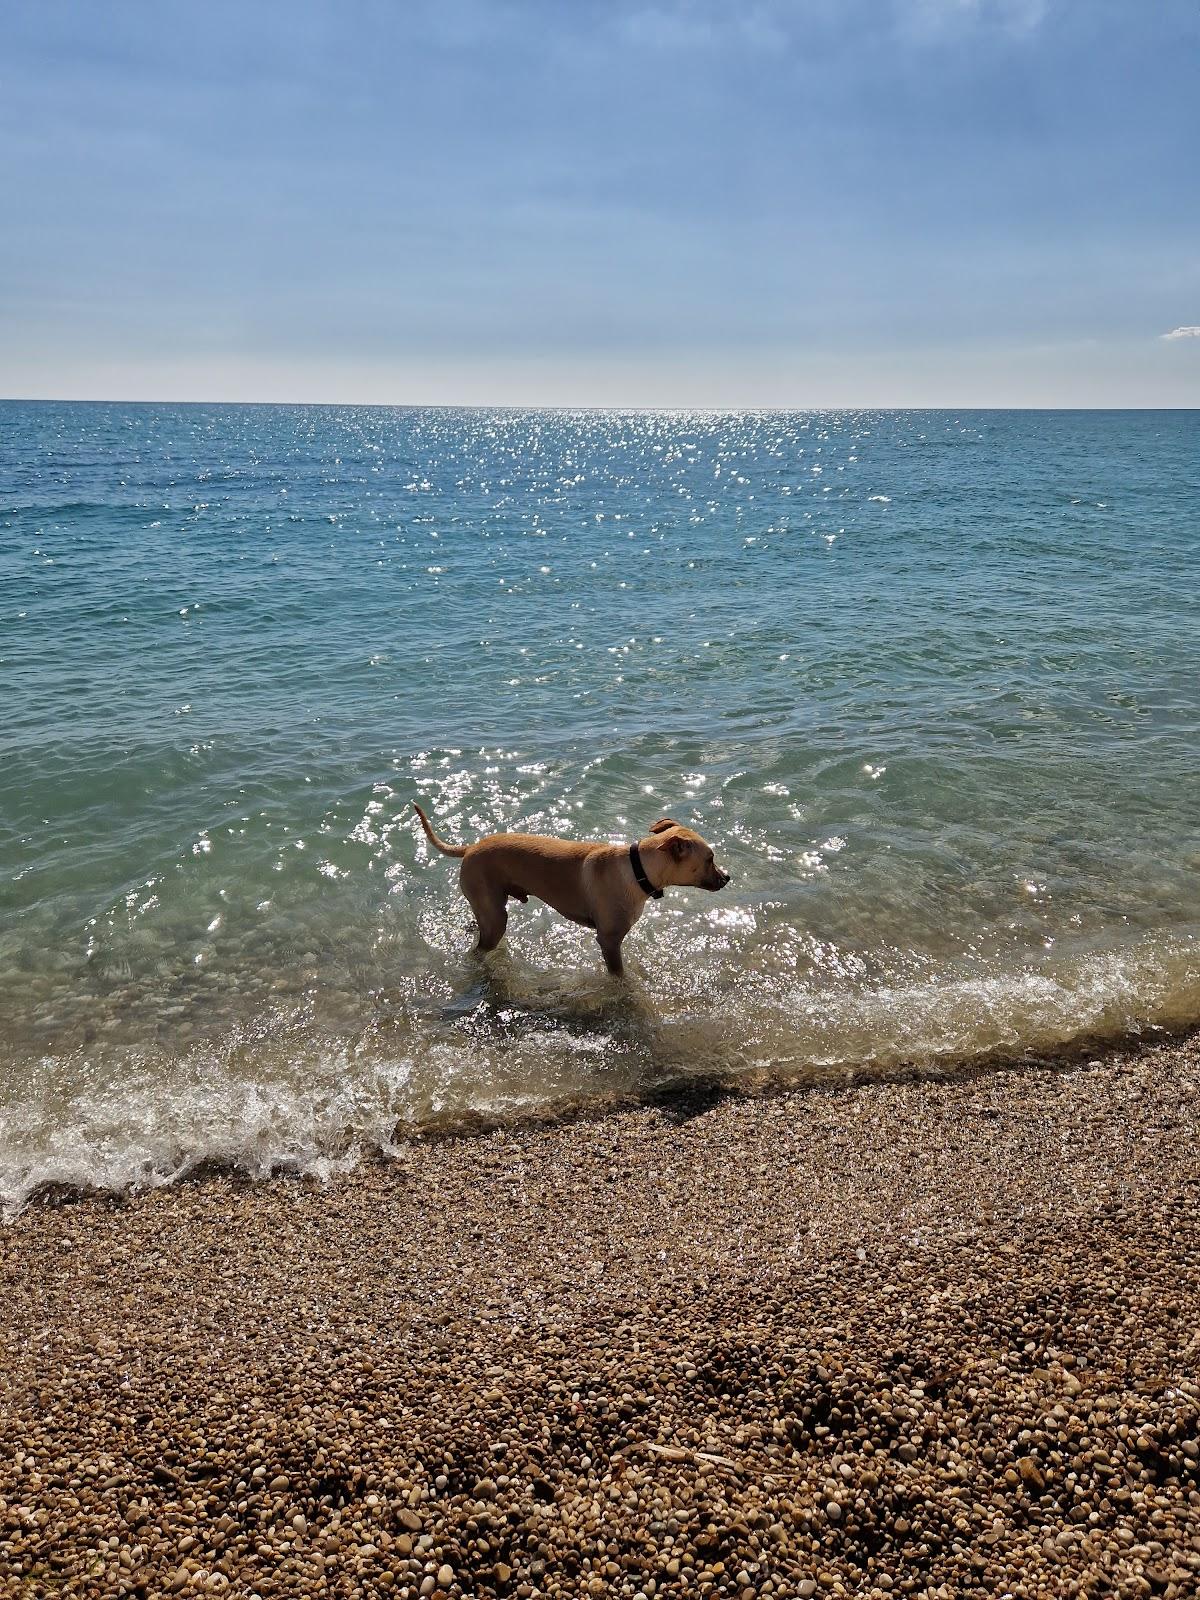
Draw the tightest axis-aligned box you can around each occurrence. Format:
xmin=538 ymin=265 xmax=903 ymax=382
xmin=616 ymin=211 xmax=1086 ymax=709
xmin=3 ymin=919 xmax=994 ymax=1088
xmin=412 ymin=803 xmax=730 ymax=975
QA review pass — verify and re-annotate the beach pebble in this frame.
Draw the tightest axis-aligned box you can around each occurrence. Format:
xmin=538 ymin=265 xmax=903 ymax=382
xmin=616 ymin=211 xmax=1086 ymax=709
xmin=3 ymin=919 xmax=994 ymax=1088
xmin=1018 ymin=1456 xmax=1046 ymax=1490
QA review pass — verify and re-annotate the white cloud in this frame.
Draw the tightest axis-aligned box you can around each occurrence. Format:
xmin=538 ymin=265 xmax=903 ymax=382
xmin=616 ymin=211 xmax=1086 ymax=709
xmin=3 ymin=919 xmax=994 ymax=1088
xmin=1161 ymin=326 xmax=1200 ymax=340
xmin=901 ymin=0 xmax=1048 ymax=38
xmin=618 ymin=4 xmax=786 ymax=52
xmin=617 ymin=0 xmax=1049 ymax=53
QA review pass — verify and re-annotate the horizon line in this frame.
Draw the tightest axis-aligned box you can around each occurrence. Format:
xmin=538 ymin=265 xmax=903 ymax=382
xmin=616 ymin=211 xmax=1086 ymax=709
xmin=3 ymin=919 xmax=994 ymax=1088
xmin=2 ymin=396 xmax=1198 ymax=413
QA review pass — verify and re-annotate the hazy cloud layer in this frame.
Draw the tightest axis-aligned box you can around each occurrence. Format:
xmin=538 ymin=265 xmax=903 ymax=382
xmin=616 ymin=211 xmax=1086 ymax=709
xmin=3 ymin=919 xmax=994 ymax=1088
xmin=903 ymin=0 xmax=1048 ymax=36
xmin=3 ymin=0 xmax=1198 ymax=404
xmin=619 ymin=0 xmax=1050 ymax=51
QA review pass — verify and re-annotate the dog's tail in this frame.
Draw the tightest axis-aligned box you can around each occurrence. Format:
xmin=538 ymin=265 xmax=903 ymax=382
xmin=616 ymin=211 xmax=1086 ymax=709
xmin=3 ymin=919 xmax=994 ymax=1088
xmin=412 ymin=801 xmax=468 ymax=858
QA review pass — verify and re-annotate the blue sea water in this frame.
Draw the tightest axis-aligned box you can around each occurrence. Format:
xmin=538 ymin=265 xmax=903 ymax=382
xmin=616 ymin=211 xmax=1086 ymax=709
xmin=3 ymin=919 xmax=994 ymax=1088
xmin=2 ymin=402 xmax=1198 ymax=1212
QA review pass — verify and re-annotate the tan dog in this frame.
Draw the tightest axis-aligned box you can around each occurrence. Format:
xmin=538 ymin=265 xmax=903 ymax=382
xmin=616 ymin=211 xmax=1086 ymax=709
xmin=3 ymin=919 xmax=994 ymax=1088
xmin=412 ymin=803 xmax=730 ymax=975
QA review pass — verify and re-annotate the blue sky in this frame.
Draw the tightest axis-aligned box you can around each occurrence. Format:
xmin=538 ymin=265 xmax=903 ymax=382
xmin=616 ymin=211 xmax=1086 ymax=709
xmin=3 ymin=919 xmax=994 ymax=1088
xmin=1 ymin=0 xmax=1197 ymax=404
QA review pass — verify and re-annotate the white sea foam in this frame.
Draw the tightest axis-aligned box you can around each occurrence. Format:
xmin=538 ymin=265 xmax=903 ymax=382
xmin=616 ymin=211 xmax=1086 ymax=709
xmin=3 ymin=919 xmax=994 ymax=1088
xmin=3 ymin=926 xmax=1197 ymax=1220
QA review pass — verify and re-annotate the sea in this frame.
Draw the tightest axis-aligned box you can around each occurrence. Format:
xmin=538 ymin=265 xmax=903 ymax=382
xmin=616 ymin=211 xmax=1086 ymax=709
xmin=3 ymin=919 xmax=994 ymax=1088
xmin=2 ymin=402 xmax=1198 ymax=1215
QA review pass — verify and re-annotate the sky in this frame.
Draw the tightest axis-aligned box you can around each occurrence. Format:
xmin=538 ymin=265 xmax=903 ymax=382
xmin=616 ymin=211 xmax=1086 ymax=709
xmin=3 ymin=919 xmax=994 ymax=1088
xmin=1 ymin=0 xmax=1197 ymax=406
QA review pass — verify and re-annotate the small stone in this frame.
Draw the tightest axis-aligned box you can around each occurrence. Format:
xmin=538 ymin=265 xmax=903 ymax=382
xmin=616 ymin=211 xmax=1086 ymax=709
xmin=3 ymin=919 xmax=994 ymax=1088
xmin=437 ymin=1564 xmax=454 ymax=1588
xmin=825 ymin=1500 xmax=842 ymax=1522
xmin=1018 ymin=1456 xmax=1046 ymax=1491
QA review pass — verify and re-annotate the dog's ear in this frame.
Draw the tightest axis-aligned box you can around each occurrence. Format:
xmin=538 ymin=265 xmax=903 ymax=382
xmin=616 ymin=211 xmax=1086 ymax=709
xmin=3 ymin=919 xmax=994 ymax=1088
xmin=649 ymin=818 xmax=679 ymax=834
xmin=669 ymin=835 xmax=691 ymax=860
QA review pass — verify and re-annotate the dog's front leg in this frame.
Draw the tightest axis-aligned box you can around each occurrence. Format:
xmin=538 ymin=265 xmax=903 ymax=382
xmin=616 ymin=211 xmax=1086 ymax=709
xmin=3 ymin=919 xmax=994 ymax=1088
xmin=596 ymin=928 xmax=626 ymax=977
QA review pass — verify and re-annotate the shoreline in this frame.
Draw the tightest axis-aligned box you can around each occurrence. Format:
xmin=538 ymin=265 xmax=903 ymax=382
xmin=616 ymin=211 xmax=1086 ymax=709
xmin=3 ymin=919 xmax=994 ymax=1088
xmin=10 ymin=1017 xmax=1200 ymax=1221
xmin=3 ymin=1033 xmax=1199 ymax=1598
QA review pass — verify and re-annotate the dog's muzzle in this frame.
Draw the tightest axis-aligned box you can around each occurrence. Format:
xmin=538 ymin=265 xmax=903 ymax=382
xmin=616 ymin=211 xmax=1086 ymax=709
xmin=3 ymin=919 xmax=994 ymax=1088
xmin=706 ymin=869 xmax=731 ymax=891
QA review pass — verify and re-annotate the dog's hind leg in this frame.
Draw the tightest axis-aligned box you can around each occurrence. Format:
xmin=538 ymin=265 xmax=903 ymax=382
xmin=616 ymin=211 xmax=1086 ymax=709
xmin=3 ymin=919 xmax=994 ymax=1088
xmin=461 ymin=867 xmax=508 ymax=954
xmin=473 ymin=903 xmax=507 ymax=954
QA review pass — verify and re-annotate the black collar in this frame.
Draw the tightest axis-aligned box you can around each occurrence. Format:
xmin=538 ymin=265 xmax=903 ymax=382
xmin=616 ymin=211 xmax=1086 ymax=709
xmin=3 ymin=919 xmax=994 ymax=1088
xmin=629 ymin=842 xmax=663 ymax=899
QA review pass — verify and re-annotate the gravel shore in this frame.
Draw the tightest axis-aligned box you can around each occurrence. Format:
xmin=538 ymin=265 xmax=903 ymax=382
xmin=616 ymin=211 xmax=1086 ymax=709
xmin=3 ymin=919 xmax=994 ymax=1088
xmin=3 ymin=1034 xmax=1199 ymax=1600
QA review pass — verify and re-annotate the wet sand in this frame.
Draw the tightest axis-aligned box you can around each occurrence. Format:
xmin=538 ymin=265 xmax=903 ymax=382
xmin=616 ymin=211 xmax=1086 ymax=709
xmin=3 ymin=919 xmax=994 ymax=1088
xmin=2 ymin=1034 xmax=1199 ymax=1600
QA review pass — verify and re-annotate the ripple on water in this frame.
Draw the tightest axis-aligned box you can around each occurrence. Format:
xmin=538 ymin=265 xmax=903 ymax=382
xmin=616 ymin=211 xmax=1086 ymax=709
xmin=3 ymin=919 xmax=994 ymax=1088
xmin=2 ymin=404 xmax=1199 ymax=1211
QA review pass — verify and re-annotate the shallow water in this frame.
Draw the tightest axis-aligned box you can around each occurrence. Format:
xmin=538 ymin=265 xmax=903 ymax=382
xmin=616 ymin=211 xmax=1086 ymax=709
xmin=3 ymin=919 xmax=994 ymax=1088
xmin=2 ymin=402 xmax=1198 ymax=1213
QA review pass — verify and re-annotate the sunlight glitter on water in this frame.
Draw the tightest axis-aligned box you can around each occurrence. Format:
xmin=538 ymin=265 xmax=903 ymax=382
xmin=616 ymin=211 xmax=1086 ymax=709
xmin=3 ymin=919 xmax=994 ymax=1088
xmin=2 ymin=404 xmax=1199 ymax=1211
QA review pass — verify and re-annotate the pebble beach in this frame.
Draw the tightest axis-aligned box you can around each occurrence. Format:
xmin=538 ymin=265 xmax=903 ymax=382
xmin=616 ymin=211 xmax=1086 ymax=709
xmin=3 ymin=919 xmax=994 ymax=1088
xmin=3 ymin=1033 xmax=1199 ymax=1600
xmin=7 ymin=8 xmax=1200 ymax=1598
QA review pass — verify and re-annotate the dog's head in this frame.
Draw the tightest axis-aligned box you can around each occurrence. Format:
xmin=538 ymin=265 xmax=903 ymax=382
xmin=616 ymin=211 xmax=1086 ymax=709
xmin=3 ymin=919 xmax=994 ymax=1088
xmin=644 ymin=818 xmax=730 ymax=891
